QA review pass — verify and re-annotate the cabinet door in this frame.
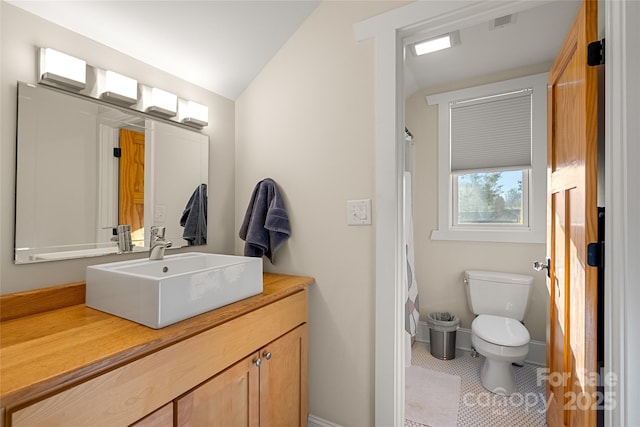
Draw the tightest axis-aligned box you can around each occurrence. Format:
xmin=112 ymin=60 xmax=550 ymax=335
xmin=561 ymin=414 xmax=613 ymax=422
xmin=259 ymin=324 xmax=308 ymax=427
xmin=130 ymin=403 xmax=173 ymax=427
xmin=176 ymin=353 xmax=259 ymax=427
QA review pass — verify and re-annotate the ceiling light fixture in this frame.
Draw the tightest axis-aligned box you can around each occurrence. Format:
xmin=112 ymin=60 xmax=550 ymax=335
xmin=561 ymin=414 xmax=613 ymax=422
xmin=102 ymin=71 xmax=138 ymax=106
xmin=39 ymin=47 xmax=86 ymax=89
xmin=413 ymin=30 xmax=461 ymax=56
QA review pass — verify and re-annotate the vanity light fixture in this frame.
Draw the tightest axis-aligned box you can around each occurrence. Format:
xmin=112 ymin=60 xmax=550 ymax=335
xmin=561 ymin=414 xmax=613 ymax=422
xmin=102 ymin=71 xmax=138 ymax=106
xmin=180 ymin=100 xmax=209 ymax=128
xmin=146 ymin=87 xmax=178 ymax=117
xmin=39 ymin=48 xmax=86 ymax=89
xmin=34 ymin=46 xmax=206 ymax=130
xmin=413 ymin=30 xmax=461 ymax=56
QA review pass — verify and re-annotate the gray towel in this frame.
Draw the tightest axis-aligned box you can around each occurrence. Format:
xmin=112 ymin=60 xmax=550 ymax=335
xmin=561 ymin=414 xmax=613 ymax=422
xmin=239 ymin=178 xmax=290 ymax=262
xmin=180 ymin=183 xmax=207 ymax=246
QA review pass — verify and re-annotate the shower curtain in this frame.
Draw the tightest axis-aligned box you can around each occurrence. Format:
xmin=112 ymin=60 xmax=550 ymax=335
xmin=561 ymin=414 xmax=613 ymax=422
xmin=404 ymin=166 xmax=420 ymax=367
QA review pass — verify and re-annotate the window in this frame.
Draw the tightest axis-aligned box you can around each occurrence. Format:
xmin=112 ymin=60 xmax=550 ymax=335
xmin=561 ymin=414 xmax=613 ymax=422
xmin=454 ymin=169 xmax=528 ymax=226
xmin=427 ymin=73 xmax=547 ymax=243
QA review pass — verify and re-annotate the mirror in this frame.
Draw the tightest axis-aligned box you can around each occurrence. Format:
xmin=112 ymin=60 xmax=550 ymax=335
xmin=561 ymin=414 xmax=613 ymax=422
xmin=14 ymin=82 xmax=209 ymax=264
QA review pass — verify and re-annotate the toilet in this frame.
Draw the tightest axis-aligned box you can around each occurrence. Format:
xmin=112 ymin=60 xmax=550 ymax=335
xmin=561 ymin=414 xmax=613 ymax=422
xmin=464 ymin=270 xmax=534 ymax=396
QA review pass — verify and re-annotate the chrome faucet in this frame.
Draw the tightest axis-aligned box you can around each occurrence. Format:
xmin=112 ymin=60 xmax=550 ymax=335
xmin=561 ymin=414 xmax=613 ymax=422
xmin=149 ymin=226 xmax=172 ymax=260
xmin=111 ymin=225 xmax=132 ymax=253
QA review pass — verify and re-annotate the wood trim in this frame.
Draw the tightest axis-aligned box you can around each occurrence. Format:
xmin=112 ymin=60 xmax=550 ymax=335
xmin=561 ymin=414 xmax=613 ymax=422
xmin=0 ymin=282 xmax=85 ymax=322
xmin=10 ymin=290 xmax=307 ymax=427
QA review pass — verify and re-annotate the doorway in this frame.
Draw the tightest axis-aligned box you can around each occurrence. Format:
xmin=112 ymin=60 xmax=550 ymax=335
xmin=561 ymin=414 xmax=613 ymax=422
xmin=355 ymin=1 xmax=636 ymax=425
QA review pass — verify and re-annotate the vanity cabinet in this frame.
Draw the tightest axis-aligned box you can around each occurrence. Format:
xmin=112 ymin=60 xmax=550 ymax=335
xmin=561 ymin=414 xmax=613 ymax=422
xmin=176 ymin=325 xmax=307 ymax=427
xmin=0 ymin=274 xmax=312 ymax=427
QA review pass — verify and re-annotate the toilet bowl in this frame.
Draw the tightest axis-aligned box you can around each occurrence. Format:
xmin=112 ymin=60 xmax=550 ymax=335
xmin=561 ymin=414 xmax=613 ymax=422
xmin=471 ymin=314 xmax=530 ymax=395
xmin=464 ymin=270 xmax=534 ymax=396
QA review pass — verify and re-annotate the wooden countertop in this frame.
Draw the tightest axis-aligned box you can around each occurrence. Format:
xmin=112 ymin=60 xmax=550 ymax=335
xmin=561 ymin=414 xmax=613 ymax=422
xmin=0 ymin=273 xmax=313 ymax=410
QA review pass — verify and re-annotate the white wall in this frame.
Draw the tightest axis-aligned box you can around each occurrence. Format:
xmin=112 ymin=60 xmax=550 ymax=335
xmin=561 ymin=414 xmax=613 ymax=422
xmin=235 ymin=2 xmax=406 ymax=425
xmin=405 ymin=65 xmax=550 ymax=342
xmin=0 ymin=2 xmax=236 ymax=293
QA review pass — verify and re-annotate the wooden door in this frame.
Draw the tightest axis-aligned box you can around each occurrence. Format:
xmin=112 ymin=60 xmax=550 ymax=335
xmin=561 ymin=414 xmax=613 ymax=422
xmin=119 ymin=129 xmax=145 ymax=243
xmin=176 ymin=353 xmax=259 ymax=427
xmin=259 ymin=325 xmax=308 ymax=427
xmin=546 ymin=0 xmax=599 ymax=426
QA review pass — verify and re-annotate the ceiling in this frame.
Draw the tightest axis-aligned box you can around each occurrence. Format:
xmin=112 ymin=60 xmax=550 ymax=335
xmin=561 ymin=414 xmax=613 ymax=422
xmin=8 ymin=0 xmax=321 ymax=100
xmin=404 ymin=0 xmax=581 ymax=96
xmin=8 ymin=1 xmax=580 ymax=100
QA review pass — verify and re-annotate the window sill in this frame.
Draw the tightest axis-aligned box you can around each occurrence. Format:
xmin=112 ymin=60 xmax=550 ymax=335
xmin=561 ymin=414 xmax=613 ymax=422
xmin=430 ymin=228 xmax=545 ymax=244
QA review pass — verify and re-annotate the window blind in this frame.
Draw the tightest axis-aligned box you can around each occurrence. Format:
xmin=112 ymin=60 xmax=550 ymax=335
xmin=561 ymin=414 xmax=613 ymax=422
xmin=450 ymin=90 xmax=532 ymax=172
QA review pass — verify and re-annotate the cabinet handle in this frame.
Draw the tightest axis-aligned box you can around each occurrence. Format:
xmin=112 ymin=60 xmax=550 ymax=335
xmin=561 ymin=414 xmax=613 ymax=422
xmin=253 ymin=357 xmax=261 ymax=367
xmin=262 ymin=351 xmax=272 ymax=360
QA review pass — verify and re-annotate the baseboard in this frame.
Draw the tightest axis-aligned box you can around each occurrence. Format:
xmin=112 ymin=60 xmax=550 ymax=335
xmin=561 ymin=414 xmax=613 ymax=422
xmin=416 ymin=320 xmax=546 ymax=366
xmin=308 ymin=414 xmax=343 ymax=427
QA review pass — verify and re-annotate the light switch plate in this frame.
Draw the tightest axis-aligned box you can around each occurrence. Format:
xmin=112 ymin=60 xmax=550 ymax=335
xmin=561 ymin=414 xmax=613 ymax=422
xmin=347 ymin=199 xmax=371 ymax=225
xmin=154 ymin=205 xmax=166 ymax=222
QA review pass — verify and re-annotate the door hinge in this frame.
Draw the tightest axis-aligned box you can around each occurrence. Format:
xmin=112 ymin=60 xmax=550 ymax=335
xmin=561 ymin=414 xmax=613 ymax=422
xmin=113 ymin=147 xmax=121 ymax=158
xmin=587 ymin=242 xmax=604 ymax=268
xmin=588 ymin=38 xmax=605 ymax=66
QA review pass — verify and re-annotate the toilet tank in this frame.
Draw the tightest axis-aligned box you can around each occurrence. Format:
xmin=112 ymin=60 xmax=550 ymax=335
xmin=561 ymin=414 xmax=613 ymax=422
xmin=464 ymin=270 xmax=534 ymax=320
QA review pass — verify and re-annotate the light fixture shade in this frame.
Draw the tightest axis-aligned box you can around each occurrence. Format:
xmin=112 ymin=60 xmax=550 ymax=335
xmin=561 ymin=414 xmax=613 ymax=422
xmin=413 ymin=31 xmax=461 ymax=56
xmin=146 ymin=87 xmax=177 ymax=117
xmin=39 ymin=48 xmax=86 ymax=89
xmin=102 ymin=71 xmax=138 ymax=105
xmin=414 ymin=35 xmax=451 ymax=55
xmin=181 ymin=101 xmax=208 ymax=128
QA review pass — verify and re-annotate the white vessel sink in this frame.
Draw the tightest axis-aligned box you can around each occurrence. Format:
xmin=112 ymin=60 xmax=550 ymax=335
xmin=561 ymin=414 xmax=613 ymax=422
xmin=86 ymin=252 xmax=263 ymax=328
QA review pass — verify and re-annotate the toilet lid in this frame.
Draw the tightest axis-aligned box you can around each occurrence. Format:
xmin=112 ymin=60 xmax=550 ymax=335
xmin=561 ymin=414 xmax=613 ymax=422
xmin=472 ymin=314 xmax=530 ymax=347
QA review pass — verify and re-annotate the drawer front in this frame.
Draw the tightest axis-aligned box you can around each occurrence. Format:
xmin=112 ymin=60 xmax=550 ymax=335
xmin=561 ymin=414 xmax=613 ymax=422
xmin=11 ymin=290 xmax=307 ymax=427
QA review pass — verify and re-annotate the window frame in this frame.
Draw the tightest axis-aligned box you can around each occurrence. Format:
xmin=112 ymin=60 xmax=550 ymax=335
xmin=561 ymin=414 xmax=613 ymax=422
xmin=426 ymin=73 xmax=548 ymax=243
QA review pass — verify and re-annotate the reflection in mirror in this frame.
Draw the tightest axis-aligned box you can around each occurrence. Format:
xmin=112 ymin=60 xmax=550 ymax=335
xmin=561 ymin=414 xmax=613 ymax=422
xmin=14 ymin=82 xmax=209 ymax=264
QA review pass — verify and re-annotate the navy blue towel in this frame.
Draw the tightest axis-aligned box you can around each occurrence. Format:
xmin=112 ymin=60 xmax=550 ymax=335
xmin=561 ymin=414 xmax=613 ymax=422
xmin=239 ymin=178 xmax=290 ymax=262
xmin=180 ymin=183 xmax=207 ymax=246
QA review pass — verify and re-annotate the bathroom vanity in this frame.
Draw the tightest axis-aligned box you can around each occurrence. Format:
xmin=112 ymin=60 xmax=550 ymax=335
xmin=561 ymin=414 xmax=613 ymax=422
xmin=0 ymin=273 xmax=313 ymax=426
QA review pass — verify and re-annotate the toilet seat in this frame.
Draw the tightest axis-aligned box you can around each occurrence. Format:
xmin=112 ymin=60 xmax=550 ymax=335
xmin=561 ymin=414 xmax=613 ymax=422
xmin=471 ymin=317 xmax=530 ymax=395
xmin=472 ymin=334 xmax=529 ymax=361
xmin=472 ymin=314 xmax=530 ymax=346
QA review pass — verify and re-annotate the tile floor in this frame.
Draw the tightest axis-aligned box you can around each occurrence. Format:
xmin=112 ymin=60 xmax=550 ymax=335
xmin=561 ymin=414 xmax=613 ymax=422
xmin=406 ymin=343 xmax=547 ymax=427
